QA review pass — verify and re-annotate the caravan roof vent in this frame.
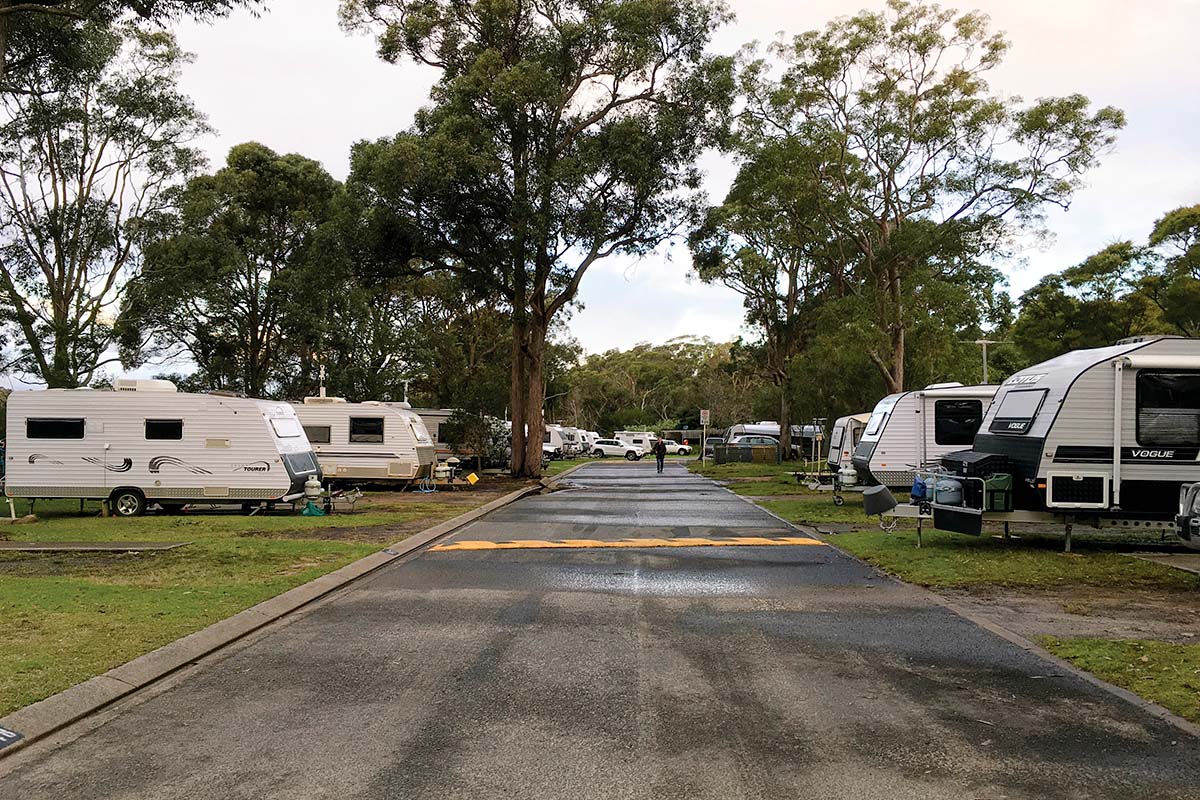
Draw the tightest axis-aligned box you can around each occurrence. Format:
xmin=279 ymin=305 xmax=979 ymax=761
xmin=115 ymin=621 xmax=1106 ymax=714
xmin=302 ymin=396 xmax=349 ymax=404
xmin=114 ymin=378 xmax=177 ymax=393
xmin=924 ymin=382 xmax=964 ymax=390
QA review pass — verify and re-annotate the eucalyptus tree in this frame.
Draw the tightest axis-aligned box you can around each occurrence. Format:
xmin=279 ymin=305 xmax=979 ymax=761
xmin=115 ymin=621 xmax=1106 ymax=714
xmin=341 ymin=0 xmax=734 ymax=476
xmin=0 ymin=0 xmax=263 ymax=90
xmin=119 ymin=143 xmax=339 ymax=397
xmin=738 ymin=0 xmax=1124 ymax=393
xmin=690 ymin=138 xmax=839 ymax=458
xmin=0 ymin=25 xmax=207 ymax=387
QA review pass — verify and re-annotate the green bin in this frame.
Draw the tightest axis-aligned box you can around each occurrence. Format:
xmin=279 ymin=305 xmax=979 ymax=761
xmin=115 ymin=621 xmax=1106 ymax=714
xmin=984 ymin=473 xmax=1013 ymax=512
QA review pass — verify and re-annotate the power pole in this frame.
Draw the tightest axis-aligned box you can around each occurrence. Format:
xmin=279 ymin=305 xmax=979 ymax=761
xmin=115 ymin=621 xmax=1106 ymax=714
xmin=963 ymin=339 xmax=1011 ymax=384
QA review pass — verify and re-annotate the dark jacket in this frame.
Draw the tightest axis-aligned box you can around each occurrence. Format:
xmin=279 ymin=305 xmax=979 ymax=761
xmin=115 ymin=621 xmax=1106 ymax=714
xmin=653 ymin=440 xmax=668 ymax=457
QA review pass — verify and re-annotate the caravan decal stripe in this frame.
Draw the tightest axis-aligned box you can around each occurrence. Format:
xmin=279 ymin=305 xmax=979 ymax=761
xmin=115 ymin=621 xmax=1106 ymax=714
xmin=1054 ymin=446 xmax=1200 ymax=464
xmin=81 ymin=457 xmax=133 ymax=472
xmin=148 ymin=456 xmax=213 ymax=475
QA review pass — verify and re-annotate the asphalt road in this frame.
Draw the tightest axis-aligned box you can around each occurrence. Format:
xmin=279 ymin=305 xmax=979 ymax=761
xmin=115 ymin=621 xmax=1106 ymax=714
xmin=2 ymin=462 xmax=1197 ymax=799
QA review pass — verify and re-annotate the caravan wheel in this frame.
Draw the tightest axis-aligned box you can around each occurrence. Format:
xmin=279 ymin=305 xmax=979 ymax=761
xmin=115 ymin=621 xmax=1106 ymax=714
xmin=111 ymin=489 xmax=146 ymax=518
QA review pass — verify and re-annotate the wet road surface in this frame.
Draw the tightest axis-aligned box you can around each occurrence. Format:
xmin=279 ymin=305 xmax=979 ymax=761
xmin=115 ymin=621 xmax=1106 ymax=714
xmin=2 ymin=462 xmax=1197 ymax=799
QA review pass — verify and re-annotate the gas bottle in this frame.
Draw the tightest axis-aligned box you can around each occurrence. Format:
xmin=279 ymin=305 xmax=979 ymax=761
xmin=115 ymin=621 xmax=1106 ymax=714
xmin=303 ymin=475 xmax=322 ymax=501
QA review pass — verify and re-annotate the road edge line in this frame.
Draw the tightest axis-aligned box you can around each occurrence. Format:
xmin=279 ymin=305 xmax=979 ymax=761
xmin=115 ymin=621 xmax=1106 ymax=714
xmin=0 ymin=482 xmax=542 ymax=760
xmin=722 ymin=479 xmax=1200 ymax=739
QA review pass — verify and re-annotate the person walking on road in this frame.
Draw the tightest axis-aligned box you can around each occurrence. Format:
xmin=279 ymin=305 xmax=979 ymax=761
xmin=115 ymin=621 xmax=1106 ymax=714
xmin=653 ymin=436 xmax=668 ymax=474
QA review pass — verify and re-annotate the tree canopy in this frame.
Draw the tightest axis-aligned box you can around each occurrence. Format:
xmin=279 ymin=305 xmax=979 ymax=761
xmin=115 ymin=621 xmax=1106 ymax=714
xmin=341 ymin=0 xmax=734 ymax=475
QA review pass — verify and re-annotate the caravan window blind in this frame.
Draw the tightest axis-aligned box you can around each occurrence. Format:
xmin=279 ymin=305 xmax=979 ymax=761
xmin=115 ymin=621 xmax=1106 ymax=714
xmin=933 ymin=400 xmax=983 ymax=446
xmin=27 ymin=418 xmax=85 ymax=439
xmin=349 ymin=417 xmax=385 ymax=443
xmin=1137 ymin=371 xmax=1200 ymax=447
xmin=145 ymin=419 xmax=183 ymax=440
xmin=303 ymin=425 xmax=331 ymax=444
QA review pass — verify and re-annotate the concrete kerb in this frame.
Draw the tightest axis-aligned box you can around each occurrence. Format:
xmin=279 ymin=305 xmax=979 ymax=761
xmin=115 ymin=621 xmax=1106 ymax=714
xmin=0 ymin=482 xmax=542 ymax=760
xmin=540 ymin=460 xmax=595 ymax=488
xmin=718 ymin=477 xmax=1200 ymax=740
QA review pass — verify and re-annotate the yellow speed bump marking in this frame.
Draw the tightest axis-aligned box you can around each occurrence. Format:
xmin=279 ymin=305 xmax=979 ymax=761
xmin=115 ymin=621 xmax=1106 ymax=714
xmin=429 ymin=536 xmax=824 ymax=552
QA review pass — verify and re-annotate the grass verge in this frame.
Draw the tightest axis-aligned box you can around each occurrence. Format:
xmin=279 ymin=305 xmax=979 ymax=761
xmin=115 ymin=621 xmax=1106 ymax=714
xmin=0 ymin=494 xmax=494 ymax=716
xmin=826 ymin=528 xmax=1200 ymax=590
xmin=689 ymin=461 xmax=818 ymax=480
xmin=1040 ymin=637 xmax=1200 ymax=724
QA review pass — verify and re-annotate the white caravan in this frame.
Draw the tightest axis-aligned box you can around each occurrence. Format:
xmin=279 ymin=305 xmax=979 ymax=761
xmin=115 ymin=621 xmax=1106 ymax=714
xmin=544 ymin=424 xmax=566 ymax=458
xmin=3 ymin=380 xmax=320 ymax=516
xmin=558 ymin=426 xmax=585 ymax=457
xmin=826 ymin=413 xmax=871 ymax=472
xmin=295 ymin=397 xmax=435 ymax=483
xmin=614 ymin=430 xmax=657 ymax=451
xmin=908 ymin=337 xmax=1200 ymax=549
xmin=852 ymin=383 xmax=999 ymax=489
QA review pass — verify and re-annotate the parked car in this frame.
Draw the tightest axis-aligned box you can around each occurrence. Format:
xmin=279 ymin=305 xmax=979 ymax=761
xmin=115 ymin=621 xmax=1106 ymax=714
xmin=702 ymin=437 xmax=724 ymax=458
xmin=592 ymin=439 xmax=644 ymax=460
xmin=728 ymin=434 xmax=780 ymax=446
xmin=661 ymin=439 xmax=691 ymax=455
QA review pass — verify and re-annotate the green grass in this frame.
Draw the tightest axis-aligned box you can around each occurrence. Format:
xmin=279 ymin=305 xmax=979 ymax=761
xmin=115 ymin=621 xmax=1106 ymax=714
xmin=0 ymin=496 xmax=483 ymax=716
xmin=2 ymin=498 xmax=450 ymax=544
xmin=1040 ymin=637 xmax=1200 ymax=723
xmin=689 ymin=460 xmax=816 ymax=479
xmin=759 ymin=494 xmax=869 ymax=524
xmin=822 ymin=528 xmax=1200 ymax=590
xmin=544 ymin=458 xmax=594 ymax=475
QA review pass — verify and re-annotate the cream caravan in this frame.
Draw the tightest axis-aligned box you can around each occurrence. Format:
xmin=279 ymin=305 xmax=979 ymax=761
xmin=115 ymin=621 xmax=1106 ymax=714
xmin=852 ymin=383 xmax=999 ymax=488
xmin=3 ymin=380 xmax=320 ymax=516
xmin=295 ymin=397 xmax=435 ymax=483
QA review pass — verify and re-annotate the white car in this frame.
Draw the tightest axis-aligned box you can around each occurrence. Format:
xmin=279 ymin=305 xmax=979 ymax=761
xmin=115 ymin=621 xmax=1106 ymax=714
xmin=661 ymin=439 xmax=692 ymax=456
xmin=592 ymin=439 xmax=644 ymax=460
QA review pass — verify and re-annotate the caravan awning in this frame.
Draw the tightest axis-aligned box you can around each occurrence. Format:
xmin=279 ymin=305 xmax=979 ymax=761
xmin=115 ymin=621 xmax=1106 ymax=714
xmin=1116 ymin=355 xmax=1200 ymax=369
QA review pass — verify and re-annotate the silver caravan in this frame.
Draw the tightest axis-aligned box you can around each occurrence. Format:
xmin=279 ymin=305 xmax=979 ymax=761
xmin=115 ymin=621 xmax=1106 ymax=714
xmin=914 ymin=337 xmax=1200 ymax=549
xmin=3 ymin=380 xmax=320 ymax=516
xmin=295 ymin=397 xmax=435 ymax=483
xmin=852 ymin=383 xmax=999 ymax=488
xmin=826 ymin=413 xmax=871 ymax=472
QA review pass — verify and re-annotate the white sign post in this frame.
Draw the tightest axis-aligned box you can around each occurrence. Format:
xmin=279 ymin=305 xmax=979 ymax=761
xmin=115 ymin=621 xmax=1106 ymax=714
xmin=699 ymin=409 xmax=710 ymax=464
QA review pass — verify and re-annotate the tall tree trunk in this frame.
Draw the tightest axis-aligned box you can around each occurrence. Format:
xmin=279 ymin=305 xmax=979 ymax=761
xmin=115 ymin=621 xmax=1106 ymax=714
xmin=888 ymin=261 xmax=905 ymax=392
xmin=521 ymin=319 xmax=547 ymax=478
xmin=778 ymin=381 xmax=793 ymax=462
xmin=509 ymin=317 xmax=528 ymax=477
xmin=0 ymin=9 xmax=9 ymax=88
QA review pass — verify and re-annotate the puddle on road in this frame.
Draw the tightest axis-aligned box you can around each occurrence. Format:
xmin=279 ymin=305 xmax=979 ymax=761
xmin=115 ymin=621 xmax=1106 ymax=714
xmin=546 ymin=565 xmax=760 ymax=596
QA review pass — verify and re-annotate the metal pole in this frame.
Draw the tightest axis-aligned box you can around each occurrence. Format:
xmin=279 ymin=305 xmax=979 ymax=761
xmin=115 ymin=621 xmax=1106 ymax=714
xmin=981 ymin=340 xmax=989 ymax=385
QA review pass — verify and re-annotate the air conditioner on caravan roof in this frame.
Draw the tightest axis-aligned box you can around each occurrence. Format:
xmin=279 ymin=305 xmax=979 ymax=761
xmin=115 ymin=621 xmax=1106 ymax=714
xmin=303 ymin=396 xmax=349 ymax=404
xmin=114 ymin=378 xmax=177 ymax=392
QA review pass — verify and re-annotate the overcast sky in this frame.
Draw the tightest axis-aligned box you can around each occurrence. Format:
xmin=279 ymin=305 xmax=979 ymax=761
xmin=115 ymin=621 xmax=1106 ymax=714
xmin=173 ymin=0 xmax=1200 ymax=356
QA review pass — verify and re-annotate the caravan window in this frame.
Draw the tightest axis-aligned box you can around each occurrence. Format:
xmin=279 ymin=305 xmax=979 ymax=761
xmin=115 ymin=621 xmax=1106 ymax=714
xmin=350 ymin=417 xmax=384 ymax=443
xmin=829 ymin=425 xmax=846 ymax=450
xmin=989 ymin=390 xmax=1048 ymax=435
xmin=26 ymin=418 xmax=85 ymax=439
xmin=1137 ymin=371 xmax=1200 ymax=447
xmin=934 ymin=400 xmax=983 ymax=445
xmin=270 ymin=418 xmax=303 ymax=438
xmin=145 ymin=419 xmax=183 ymax=440
xmin=303 ymin=425 xmax=331 ymax=444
